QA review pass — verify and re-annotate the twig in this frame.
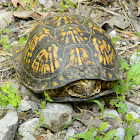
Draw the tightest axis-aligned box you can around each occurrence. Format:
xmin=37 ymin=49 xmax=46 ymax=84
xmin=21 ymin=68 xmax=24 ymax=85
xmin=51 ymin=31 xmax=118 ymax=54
xmin=117 ymin=0 xmax=136 ymax=33
xmin=97 ymin=7 xmax=121 ymax=16
xmin=0 ymin=52 xmax=12 ymax=56
xmin=0 ymin=66 xmax=13 ymax=72
xmin=115 ymin=28 xmax=135 ymax=36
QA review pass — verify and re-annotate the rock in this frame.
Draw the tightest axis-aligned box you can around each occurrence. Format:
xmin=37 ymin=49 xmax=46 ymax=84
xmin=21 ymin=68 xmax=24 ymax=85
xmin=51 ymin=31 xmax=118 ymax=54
xmin=29 ymin=101 xmax=38 ymax=111
xmin=136 ymin=107 xmax=140 ymax=115
xmin=133 ymin=123 xmax=140 ymax=134
xmin=0 ymin=110 xmax=18 ymax=140
xmin=40 ymin=103 xmax=73 ymax=132
xmin=38 ymin=0 xmax=54 ymax=9
xmin=130 ymin=51 xmax=140 ymax=66
xmin=18 ymin=118 xmax=39 ymax=137
xmin=102 ymin=124 xmax=113 ymax=133
xmin=125 ymin=101 xmax=138 ymax=113
xmin=20 ymin=85 xmax=41 ymax=103
xmin=103 ymin=109 xmax=122 ymax=128
xmin=127 ymin=111 xmax=139 ymax=120
xmin=65 ymin=127 xmax=76 ymax=139
xmin=56 ymin=129 xmax=67 ymax=140
xmin=114 ymin=128 xmax=125 ymax=140
xmin=22 ymin=134 xmax=36 ymax=140
xmin=19 ymin=96 xmax=32 ymax=111
xmin=45 ymin=130 xmax=55 ymax=140
xmin=127 ymin=92 xmax=140 ymax=105
xmin=134 ymin=135 xmax=140 ymax=140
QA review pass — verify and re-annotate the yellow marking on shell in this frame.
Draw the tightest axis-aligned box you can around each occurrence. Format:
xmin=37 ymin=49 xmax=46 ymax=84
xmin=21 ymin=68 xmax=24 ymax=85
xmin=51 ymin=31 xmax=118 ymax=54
xmin=87 ymin=22 xmax=93 ymax=28
xmin=52 ymin=81 xmax=58 ymax=86
xmin=63 ymin=16 xmax=69 ymax=24
xmin=52 ymin=44 xmax=59 ymax=69
xmin=57 ymin=17 xmax=62 ymax=27
xmin=76 ymin=48 xmax=82 ymax=65
xmin=31 ymin=44 xmax=60 ymax=75
xmin=67 ymin=76 xmax=72 ymax=79
xmin=109 ymin=74 xmax=112 ymax=78
xmin=49 ymin=50 xmax=55 ymax=73
xmin=80 ymin=79 xmax=88 ymax=86
xmin=75 ymin=35 xmax=81 ymax=43
xmin=98 ymin=40 xmax=102 ymax=44
xmin=84 ymin=37 xmax=88 ymax=40
xmin=108 ymin=44 xmax=111 ymax=51
xmin=59 ymin=26 xmax=87 ymax=44
xmin=100 ymin=40 xmax=106 ymax=53
xmin=92 ymin=38 xmax=116 ymax=65
xmin=93 ymin=38 xmax=99 ymax=52
xmin=80 ymin=48 xmax=88 ymax=58
xmin=94 ymin=72 xmax=98 ymax=76
xmin=104 ymin=70 xmax=107 ymax=78
xmin=30 ymin=22 xmax=42 ymax=33
xmin=69 ymin=31 xmax=77 ymax=43
xmin=53 ymin=16 xmax=58 ymax=21
xmin=94 ymin=53 xmax=97 ymax=58
xmin=90 ymin=73 xmax=94 ymax=76
xmin=93 ymin=26 xmax=103 ymax=33
xmin=41 ymin=82 xmax=48 ymax=89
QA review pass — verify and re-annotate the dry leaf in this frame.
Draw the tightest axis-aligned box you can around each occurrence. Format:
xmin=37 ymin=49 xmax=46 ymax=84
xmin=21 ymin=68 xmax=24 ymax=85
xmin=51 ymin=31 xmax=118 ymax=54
xmin=11 ymin=11 xmax=33 ymax=19
xmin=11 ymin=0 xmax=26 ymax=9
xmin=0 ymin=11 xmax=13 ymax=29
xmin=11 ymin=0 xmax=18 ymax=7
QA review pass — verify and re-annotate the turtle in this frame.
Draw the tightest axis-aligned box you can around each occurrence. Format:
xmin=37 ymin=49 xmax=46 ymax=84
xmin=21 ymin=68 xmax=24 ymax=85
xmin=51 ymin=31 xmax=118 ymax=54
xmin=13 ymin=14 xmax=121 ymax=102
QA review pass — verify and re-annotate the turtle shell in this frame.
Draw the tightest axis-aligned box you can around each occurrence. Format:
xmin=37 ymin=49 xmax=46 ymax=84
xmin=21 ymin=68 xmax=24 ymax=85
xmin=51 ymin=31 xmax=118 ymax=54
xmin=15 ymin=14 xmax=120 ymax=94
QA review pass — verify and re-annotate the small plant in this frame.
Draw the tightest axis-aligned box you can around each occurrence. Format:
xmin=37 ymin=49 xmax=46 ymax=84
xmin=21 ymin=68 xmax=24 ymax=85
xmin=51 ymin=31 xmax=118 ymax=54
xmin=125 ymin=114 xmax=140 ymax=139
xmin=68 ymin=124 xmax=118 ymax=140
xmin=109 ymin=60 xmax=140 ymax=139
xmin=111 ymin=36 xmax=121 ymax=45
xmin=110 ymin=60 xmax=140 ymax=107
xmin=0 ymin=83 xmax=21 ymax=110
xmin=34 ymin=101 xmax=46 ymax=128
xmin=57 ymin=0 xmax=76 ymax=13
xmin=34 ymin=91 xmax=53 ymax=131
xmin=136 ymin=32 xmax=140 ymax=38
xmin=0 ymin=28 xmax=13 ymax=50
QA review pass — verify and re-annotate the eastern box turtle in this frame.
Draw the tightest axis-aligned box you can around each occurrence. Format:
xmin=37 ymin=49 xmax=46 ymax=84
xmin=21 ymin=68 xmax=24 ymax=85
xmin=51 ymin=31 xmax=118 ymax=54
xmin=14 ymin=14 xmax=120 ymax=102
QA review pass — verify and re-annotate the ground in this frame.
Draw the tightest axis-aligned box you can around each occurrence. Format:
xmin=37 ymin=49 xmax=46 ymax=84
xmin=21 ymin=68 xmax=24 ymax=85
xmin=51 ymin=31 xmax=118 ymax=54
xmin=0 ymin=0 xmax=140 ymax=140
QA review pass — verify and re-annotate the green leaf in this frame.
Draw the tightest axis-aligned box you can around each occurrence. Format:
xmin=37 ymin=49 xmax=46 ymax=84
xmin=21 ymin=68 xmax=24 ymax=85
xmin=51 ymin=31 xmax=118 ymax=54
xmin=111 ymin=36 xmax=121 ymax=45
xmin=114 ymin=136 xmax=120 ymax=140
xmin=8 ymin=92 xmax=15 ymax=98
xmin=9 ymin=98 xmax=17 ymax=107
xmin=34 ymin=111 xmax=40 ymax=115
xmin=15 ymin=95 xmax=21 ymax=104
xmin=74 ymin=131 xmax=93 ymax=140
xmin=3 ymin=28 xmax=12 ymax=33
xmin=135 ymin=119 xmax=140 ymax=123
xmin=115 ymin=101 xmax=123 ymax=108
xmin=118 ymin=108 xmax=125 ymax=114
xmin=95 ymin=136 xmax=101 ymax=140
xmin=136 ymin=32 xmax=140 ymax=38
xmin=102 ymin=130 xmax=118 ymax=140
xmin=126 ymin=63 xmax=140 ymax=83
xmin=88 ymin=100 xmax=105 ymax=115
xmin=98 ymin=122 xmax=108 ymax=131
xmin=120 ymin=60 xmax=130 ymax=73
xmin=44 ymin=92 xmax=53 ymax=102
xmin=2 ymin=17 xmax=8 ymax=26
xmin=68 ymin=136 xmax=76 ymax=140
xmin=23 ymin=0 xmax=31 ymax=4
xmin=104 ymin=114 xmax=123 ymax=123
xmin=74 ymin=125 xmax=94 ymax=140
xmin=126 ymin=114 xmax=134 ymax=121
